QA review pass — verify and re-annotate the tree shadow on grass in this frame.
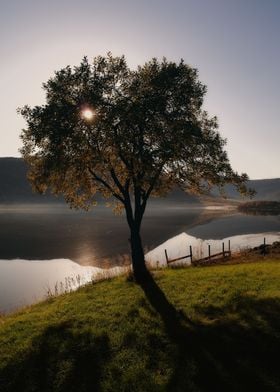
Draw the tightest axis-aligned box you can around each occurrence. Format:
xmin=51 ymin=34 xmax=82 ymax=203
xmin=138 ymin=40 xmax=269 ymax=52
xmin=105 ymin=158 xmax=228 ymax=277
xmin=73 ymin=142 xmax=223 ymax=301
xmin=139 ymin=270 xmax=280 ymax=392
xmin=1 ymin=273 xmax=280 ymax=391
xmin=0 ymin=321 xmax=111 ymax=392
xmin=192 ymin=295 xmax=280 ymax=391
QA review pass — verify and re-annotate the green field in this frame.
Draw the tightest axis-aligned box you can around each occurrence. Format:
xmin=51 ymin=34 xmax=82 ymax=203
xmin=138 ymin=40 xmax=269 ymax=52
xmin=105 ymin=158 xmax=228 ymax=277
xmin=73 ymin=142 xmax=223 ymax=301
xmin=0 ymin=260 xmax=280 ymax=391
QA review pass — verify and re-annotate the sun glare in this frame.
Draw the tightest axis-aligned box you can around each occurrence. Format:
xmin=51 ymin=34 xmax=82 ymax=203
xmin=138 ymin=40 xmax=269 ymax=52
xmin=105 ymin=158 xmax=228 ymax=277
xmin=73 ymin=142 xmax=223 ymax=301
xmin=81 ymin=108 xmax=95 ymax=121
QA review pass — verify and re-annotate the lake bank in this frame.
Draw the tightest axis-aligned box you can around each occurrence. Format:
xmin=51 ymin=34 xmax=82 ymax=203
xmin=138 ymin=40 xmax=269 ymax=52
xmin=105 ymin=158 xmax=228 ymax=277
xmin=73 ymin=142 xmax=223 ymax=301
xmin=1 ymin=260 xmax=280 ymax=391
xmin=1 ymin=231 xmax=279 ymax=313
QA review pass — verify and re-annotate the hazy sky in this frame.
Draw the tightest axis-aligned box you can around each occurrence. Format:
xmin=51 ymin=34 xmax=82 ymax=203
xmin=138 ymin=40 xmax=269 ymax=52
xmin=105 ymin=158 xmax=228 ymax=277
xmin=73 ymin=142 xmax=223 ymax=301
xmin=0 ymin=0 xmax=279 ymax=179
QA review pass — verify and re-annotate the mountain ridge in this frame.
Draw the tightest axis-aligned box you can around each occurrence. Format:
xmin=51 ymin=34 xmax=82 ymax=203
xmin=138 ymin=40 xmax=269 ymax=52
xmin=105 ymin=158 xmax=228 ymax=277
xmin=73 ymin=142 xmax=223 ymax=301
xmin=0 ymin=157 xmax=279 ymax=204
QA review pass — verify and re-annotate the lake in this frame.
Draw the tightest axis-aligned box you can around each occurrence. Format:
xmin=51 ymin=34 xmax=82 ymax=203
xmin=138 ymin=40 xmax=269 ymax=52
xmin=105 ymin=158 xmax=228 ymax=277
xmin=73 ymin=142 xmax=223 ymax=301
xmin=1 ymin=203 xmax=279 ymax=265
xmin=0 ymin=202 xmax=279 ymax=312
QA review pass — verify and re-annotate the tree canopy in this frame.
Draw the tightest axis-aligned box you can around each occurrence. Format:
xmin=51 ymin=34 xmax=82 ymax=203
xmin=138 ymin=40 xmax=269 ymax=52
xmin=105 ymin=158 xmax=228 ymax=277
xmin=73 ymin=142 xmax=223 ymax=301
xmin=20 ymin=53 xmax=252 ymax=279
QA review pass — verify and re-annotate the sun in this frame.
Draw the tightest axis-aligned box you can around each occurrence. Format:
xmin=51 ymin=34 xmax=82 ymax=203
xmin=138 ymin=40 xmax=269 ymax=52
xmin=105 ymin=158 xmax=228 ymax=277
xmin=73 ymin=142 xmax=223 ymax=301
xmin=81 ymin=108 xmax=95 ymax=121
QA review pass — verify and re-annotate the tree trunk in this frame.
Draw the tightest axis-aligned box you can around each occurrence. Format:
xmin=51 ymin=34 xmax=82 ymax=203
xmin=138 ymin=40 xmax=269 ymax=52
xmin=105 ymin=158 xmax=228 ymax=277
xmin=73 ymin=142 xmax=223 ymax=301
xmin=129 ymin=226 xmax=148 ymax=282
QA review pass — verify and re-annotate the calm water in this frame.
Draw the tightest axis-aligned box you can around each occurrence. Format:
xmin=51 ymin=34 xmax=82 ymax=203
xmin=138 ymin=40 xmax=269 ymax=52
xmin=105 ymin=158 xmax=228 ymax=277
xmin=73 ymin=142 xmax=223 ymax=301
xmin=0 ymin=203 xmax=279 ymax=266
xmin=0 ymin=203 xmax=279 ymax=313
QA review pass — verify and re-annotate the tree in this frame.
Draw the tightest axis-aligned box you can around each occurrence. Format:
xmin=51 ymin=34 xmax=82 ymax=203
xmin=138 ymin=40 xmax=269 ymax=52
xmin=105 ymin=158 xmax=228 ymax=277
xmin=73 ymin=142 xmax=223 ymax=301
xmin=20 ymin=53 xmax=252 ymax=281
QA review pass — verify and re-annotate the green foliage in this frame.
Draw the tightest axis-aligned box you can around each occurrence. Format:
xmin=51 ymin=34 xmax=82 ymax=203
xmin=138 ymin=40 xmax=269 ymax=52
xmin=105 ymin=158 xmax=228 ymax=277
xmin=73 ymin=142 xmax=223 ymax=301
xmin=19 ymin=54 xmax=254 ymax=275
xmin=20 ymin=54 xmax=252 ymax=213
xmin=1 ymin=260 xmax=280 ymax=391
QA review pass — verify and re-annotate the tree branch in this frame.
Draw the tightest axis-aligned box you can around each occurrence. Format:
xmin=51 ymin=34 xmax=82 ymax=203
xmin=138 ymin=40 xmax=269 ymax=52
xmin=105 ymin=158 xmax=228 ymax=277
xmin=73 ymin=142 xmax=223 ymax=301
xmin=142 ymin=162 xmax=165 ymax=205
xmin=88 ymin=167 xmax=125 ymax=203
xmin=110 ymin=168 xmax=126 ymax=195
xmin=111 ymin=121 xmax=134 ymax=173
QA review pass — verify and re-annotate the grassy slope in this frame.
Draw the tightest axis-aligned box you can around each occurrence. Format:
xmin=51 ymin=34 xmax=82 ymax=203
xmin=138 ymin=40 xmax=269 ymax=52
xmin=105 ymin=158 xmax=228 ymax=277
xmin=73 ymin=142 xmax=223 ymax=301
xmin=0 ymin=260 xmax=280 ymax=392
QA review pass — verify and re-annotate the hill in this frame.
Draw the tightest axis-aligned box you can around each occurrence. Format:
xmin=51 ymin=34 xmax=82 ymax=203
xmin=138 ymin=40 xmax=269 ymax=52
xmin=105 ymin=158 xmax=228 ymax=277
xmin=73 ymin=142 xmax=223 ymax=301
xmin=0 ymin=158 xmax=199 ymax=205
xmin=211 ymin=178 xmax=280 ymax=201
xmin=0 ymin=157 xmax=279 ymax=204
xmin=0 ymin=260 xmax=280 ymax=391
xmin=0 ymin=157 xmax=59 ymax=203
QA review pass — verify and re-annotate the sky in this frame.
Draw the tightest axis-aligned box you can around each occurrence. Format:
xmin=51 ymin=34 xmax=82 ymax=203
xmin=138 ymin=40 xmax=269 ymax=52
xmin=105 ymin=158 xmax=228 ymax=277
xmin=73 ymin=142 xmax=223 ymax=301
xmin=0 ymin=0 xmax=279 ymax=179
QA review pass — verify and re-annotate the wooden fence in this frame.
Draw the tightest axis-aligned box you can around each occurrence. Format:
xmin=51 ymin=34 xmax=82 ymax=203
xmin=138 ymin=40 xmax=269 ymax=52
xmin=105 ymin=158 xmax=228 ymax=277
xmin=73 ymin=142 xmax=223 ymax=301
xmin=165 ymin=246 xmax=193 ymax=264
xmin=164 ymin=237 xmax=269 ymax=265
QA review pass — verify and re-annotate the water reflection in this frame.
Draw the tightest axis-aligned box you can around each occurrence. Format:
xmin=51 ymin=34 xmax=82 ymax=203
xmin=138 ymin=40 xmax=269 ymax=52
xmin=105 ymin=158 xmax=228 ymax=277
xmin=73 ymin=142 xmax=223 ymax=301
xmin=240 ymin=210 xmax=280 ymax=216
xmin=0 ymin=203 xmax=279 ymax=313
xmin=188 ymin=212 xmax=280 ymax=239
xmin=0 ymin=204 xmax=279 ymax=266
xmin=146 ymin=232 xmax=280 ymax=266
xmin=0 ymin=203 xmax=205 ymax=265
xmin=1 ymin=231 xmax=279 ymax=314
xmin=0 ymin=258 xmax=129 ymax=313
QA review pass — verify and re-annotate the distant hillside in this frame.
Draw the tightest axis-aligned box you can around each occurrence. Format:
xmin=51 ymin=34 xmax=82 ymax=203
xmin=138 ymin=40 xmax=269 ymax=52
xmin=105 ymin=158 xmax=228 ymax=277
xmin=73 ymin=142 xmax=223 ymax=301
xmin=0 ymin=158 xmax=59 ymax=203
xmin=0 ymin=158 xmax=199 ymax=205
xmin=243 ymin=179 xmax=280 ymax=200
xmin=0 ymin=158 xmax=279 ymax=204
xmin=211 ymin=179 xmax=280 ymax=201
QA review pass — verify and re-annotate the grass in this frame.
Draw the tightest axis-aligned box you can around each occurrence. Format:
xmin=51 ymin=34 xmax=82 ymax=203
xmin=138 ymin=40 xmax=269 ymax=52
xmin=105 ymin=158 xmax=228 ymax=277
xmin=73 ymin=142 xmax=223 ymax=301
xmin=0 ymin=259 xmax=280 ymax=391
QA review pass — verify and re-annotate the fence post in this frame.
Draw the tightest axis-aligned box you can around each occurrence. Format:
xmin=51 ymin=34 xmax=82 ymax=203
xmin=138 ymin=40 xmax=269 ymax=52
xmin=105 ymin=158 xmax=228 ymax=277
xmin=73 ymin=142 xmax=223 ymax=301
xmin=208 ymin=244 xmax=211 ymax=259
xmin=190 ymin=245 xmax=193 ymax=263
xmin=165 ymin=249 xmax=169 ymax=264
xmin=222 ymin=242 xmax=225 ymax=258
xmin=228 ymin=240 xmax=231 ymax=253
xmin=263 ymin=237 xmax=266 ymax=255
